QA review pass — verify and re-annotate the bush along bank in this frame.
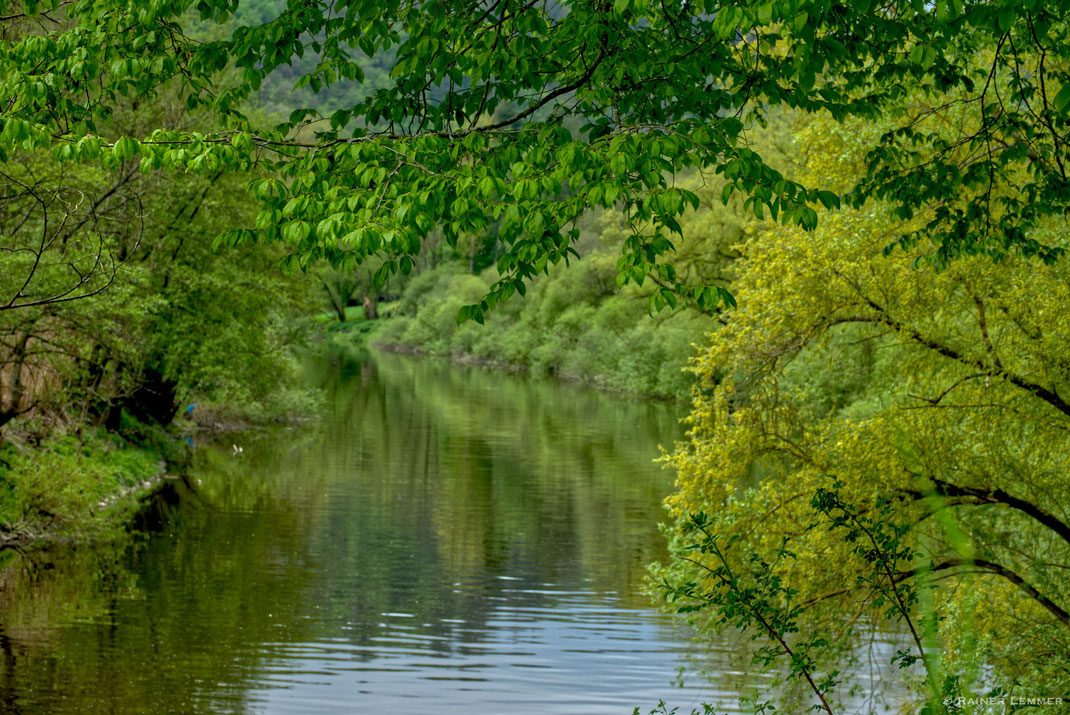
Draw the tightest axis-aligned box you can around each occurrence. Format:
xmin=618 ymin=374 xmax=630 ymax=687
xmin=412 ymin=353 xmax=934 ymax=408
xmin=367 ymin=259 xmax=719 ymax=400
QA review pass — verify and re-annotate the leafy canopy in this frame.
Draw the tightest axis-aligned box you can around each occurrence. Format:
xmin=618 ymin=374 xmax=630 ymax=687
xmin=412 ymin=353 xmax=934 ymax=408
xmin=662 ymin=108 xmax=1070 ymax=706
xmin=1 ymin=0 xmax=1068 ymax=319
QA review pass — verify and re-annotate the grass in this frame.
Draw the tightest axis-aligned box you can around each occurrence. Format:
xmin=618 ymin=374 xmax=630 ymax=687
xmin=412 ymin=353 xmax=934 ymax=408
xmin=0 ymin=427 xmax=163 ymax=544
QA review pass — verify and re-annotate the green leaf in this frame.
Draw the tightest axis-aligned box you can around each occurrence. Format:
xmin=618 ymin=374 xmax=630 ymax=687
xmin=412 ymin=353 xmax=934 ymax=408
xmin=1054 ymin=83 xmax=1070 ymax=115
xmin=815 ymin=191 xmax=840 ymax=210
xmin=113 ymin=136 xmax=138 ymax=161
xmin=997 ymin=7 xmax=1014 ymax=33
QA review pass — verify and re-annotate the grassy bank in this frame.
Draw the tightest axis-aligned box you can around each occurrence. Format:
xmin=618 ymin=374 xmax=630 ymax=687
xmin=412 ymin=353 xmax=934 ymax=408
xmin=321 ymin=305 xmax=380 ymax=347
xmin=0 ymin=375 xmax=321 ymax=549
xmin=0 ymin=427 xmax=166 ymax=547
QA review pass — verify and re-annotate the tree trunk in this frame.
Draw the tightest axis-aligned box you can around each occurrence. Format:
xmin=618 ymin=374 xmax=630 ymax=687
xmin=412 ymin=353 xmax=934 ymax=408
xmin=363 ymin=295 xmax=378 ymax=320
xmin=321 ymin=279 xmax=348 ymax=322
xmin=0 ymin=331 xmax=32 ymax=430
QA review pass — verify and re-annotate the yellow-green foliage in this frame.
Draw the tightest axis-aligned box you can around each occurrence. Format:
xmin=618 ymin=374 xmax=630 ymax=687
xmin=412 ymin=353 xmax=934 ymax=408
xmin=663 ymin=111 xmax=1070 ymax=703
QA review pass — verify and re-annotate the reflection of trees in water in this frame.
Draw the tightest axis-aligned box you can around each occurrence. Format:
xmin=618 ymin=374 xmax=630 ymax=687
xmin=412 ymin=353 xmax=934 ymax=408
xmin=0 ymin=350 xmax=688 ymax=710
xmin=333 ymin=352 xmax=685 ymax=601
xmin=0 ymin=470 xmax=325 ymax=712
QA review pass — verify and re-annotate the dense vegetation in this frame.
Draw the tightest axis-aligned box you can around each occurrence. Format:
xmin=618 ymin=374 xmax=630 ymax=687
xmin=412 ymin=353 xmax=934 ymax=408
xmin=369 ymin=118 xmax=791 ymax=398
xmin=659 ymin=110 xmax=1070 ymax=710
xmin=372 ymin=256 xmax=713 ymax=398
xmin=0 ymin=0 xmax=1068 ymax=712
xmin=0 ymin=91 xmax=316 ymax=541
xmin=369 ymin=202 xmax=728 ymax=398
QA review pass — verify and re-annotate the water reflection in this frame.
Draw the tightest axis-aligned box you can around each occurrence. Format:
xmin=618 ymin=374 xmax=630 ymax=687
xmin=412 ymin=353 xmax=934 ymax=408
xmin=0 ymin=351 xmax=731 ymax=714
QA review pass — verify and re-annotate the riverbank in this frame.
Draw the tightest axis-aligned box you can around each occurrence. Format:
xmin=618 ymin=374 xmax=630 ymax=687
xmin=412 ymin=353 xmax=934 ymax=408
xmin=369 ymin=340 xmax=685 ymax=402
xmin=0 ymin=391 xmax=319 ymax=551
xmin=325 ymin=304 xmax=706 ymax=401
xmin=333 ymin=264 xmax=716 ymax=400
xmin=0 ymin=428 xmax=168 ymax=548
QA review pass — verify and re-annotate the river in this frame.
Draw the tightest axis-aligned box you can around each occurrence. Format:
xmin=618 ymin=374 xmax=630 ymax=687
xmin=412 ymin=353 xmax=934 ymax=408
xmin=0 ymin=351 xmax=904 ymax=714
xmin=0 ymin=351 xmax=705 ymax=713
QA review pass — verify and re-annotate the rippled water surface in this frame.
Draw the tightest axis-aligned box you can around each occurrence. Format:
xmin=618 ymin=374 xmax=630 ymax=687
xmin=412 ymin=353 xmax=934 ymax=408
xmin=1 ymin=352 xmax=749 ymax=714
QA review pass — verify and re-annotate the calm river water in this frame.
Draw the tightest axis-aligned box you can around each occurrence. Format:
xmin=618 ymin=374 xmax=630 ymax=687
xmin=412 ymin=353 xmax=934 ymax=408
xmin=0 ymin=351 xmax=902 ymax=714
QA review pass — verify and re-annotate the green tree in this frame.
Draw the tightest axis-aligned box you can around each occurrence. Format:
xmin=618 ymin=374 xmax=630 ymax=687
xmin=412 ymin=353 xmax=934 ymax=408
xmin=317 ymin=260 xmax=383 ymax=321
xmin=2 ymin=0 xmax=1066 ymax=319
xmin=661 ymin=109 xmax=1070 ymax=708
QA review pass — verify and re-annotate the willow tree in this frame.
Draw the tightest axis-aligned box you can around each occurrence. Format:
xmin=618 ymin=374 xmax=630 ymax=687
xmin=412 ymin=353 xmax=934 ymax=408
xmin=0 ymin=0 xmax=1067 ymax=319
